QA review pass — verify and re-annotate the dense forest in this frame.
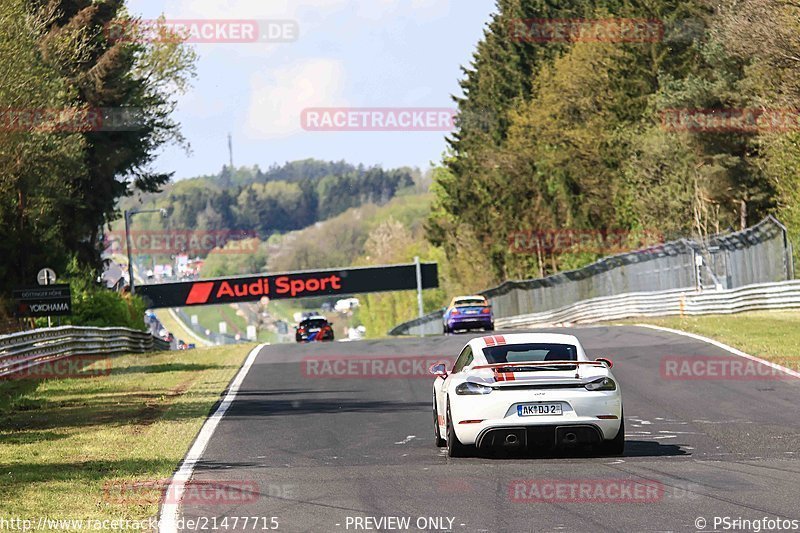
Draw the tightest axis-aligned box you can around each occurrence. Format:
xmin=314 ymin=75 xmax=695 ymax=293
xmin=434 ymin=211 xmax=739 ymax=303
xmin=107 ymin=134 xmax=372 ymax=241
xmin=122 ymin=160 xmax=417 ymax=241
xmin=428 ymin=0 xmax=800 ymax=282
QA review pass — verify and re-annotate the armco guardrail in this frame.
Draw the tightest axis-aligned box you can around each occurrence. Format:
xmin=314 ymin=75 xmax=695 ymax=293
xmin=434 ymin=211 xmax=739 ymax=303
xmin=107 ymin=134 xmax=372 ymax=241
xmin=389 ymin=309 xmax=445 ymax=336
xmin=0 ymin=326 xmax=170 ymax=378
xmin=496 ymin=280 xmax=800 ymax=329
xmin=389 ymin=216 xmax=792 ymax=335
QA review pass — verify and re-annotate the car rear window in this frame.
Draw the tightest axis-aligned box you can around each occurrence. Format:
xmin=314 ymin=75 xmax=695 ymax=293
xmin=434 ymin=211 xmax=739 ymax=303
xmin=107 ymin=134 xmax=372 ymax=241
xmin=482 ymin=343 xmax=578 ymax=363
xmin=302 ymin=319 xmax=329 ymax=328
xmin=455 ymin=298 xmax=486 ymax=307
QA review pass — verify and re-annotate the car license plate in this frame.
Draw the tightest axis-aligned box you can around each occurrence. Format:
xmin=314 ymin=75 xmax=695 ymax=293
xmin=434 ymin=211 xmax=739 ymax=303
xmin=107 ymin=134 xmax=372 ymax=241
xmin=466 ymin=310 xmax=479 ymax=314
xmin=518 ymin=403 xmax=562 ymax=416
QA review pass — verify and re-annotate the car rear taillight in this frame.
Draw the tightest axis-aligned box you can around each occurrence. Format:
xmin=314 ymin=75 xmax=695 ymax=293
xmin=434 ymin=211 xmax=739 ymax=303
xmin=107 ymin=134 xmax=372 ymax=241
xmin=481 ymin=307 xmax=491 ymax=314
xmin=451 ymin=309 xmax=460 ymax=315
xmin=298 ymin=328 xmax=306 ymax=334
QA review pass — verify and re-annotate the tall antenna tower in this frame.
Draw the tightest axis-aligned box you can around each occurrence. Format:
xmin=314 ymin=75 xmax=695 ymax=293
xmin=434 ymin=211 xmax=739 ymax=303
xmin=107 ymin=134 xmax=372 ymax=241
xmin=227 ymin=133 xmax=234 ymax=169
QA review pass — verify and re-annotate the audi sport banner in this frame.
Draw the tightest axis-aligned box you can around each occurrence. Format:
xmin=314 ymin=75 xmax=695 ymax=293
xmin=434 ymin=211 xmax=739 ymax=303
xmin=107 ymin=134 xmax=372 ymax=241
xmin=14 ymin=285 xmax=73 ymax=317
xmin=137 ymin=263 xmax=439 ymax=309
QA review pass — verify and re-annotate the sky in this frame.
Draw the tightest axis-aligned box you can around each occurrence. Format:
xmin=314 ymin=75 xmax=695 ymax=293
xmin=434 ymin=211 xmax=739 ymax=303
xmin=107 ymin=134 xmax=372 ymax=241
xmin=125 ymin=0 xmax=498 ymax=180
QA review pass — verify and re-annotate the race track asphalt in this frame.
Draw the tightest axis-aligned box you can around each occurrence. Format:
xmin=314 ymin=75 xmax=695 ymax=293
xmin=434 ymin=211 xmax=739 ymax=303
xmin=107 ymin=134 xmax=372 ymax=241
xmin=173 ymin=326 xmax=800 ymax=533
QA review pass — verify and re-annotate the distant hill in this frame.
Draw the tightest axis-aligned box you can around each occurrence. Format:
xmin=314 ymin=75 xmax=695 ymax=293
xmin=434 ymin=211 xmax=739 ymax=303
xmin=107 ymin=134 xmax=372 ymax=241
xmin=116 ymin=159 xmax=422 ymax=251
xmin=190 ymin=159 xmax=389 ymax=188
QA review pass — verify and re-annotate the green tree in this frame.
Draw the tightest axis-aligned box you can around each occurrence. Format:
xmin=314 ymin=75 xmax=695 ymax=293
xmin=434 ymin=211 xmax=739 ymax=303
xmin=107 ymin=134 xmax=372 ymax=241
xmin=37 ymin=1 xmax=197 ymax=266
xmin=713 ymin=0 xmax=800 ymax=256
xmin=0 ymin=0 xmax=87 ymax=294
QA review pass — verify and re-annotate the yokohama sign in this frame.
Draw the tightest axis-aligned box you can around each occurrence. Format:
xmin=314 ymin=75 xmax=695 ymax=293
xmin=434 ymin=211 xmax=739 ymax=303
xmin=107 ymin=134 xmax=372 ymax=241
xmin=137 ymin=263 xmax=438 ymax=308
xmin=13 ymin=285 xmax=72 ymax=317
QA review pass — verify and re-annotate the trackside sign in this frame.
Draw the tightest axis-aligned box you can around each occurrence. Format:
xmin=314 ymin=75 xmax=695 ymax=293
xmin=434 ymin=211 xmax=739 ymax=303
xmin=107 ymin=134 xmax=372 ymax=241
xmin=137 ymin=263 xmax=438 ymax=309
xmin=13 ymin=285 xmax=73 ymax=317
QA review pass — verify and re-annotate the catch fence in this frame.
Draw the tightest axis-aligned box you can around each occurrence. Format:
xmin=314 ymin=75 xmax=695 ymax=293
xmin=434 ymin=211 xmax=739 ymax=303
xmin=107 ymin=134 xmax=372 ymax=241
xmin=390 ymin=216 xmax=792 ymax=335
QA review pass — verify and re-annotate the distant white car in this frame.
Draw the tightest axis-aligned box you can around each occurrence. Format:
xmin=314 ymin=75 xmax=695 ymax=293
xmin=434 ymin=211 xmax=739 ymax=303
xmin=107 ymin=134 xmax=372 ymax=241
xmin=347 ymin=325 xmax=366 ymax=340
xmin=335 ymin=297 xmax=360 ymax=313
xmin=430 ymin=333 xmax=624 ymax=457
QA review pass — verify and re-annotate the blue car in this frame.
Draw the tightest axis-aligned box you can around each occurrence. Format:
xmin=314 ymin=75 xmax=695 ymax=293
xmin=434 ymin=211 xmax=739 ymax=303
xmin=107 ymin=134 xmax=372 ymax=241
xmin=442 ymin=295 xmax=494 ymax=334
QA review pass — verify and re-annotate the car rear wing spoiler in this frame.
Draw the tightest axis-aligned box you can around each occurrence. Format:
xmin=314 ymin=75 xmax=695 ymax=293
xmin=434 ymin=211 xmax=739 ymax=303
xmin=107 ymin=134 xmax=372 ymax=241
xmin=472 ymin=361 xmax=607 ymax=370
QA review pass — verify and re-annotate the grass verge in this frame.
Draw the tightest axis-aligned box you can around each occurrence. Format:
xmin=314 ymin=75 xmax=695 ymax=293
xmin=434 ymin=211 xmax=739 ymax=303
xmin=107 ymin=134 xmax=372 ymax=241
xmin=154 ymin=309 xmax=209 ymax=346
xmin=0 ymin=344 xmax=252 ymax=521
xmin=182 ymin=305 xmax=248 ymax=337
xmin=626 ymin=310 xmax=800 ymax=368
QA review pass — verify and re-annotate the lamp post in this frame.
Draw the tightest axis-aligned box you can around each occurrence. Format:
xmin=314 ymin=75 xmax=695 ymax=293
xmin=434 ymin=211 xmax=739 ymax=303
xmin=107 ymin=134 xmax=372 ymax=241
xmin=124 ymin=208 xmax=166 ymax=294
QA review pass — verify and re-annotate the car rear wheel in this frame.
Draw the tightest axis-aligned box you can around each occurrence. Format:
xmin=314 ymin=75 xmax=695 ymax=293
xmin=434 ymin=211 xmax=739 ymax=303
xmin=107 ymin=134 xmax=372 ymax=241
xmin=596 ymin=415 xmax=625 ymax=456
xmin=433 ymin=394 xmax=446 ymax=447
xmin=446 ymin=401 xmax=472 ymax=457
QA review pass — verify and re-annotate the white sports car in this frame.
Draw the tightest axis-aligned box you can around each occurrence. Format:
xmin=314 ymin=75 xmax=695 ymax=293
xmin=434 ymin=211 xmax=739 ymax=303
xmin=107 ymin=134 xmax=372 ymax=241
xmin=430 ymin=333 xmax=624 ymax=457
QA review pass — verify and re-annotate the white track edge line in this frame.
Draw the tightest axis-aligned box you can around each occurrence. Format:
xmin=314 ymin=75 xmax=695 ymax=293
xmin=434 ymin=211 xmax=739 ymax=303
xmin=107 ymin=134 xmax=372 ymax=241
xmin=634 ymin=324 xmax=800 ymax=379
xmin=159 ymin=343 xmax=266 ymax=533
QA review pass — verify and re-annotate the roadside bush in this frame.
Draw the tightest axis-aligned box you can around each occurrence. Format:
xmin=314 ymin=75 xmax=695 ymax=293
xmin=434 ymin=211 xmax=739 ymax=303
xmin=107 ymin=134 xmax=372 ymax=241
xmin=68 ymin=287 xmax=146 ymax=330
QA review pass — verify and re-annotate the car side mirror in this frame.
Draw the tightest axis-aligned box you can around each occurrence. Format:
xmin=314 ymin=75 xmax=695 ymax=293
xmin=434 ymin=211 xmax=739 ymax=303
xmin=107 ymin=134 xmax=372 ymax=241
xmin=429 ymin=362 xmax=448 ymax=378
xmin=596 ymin=357 xmax=613 ymax=368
